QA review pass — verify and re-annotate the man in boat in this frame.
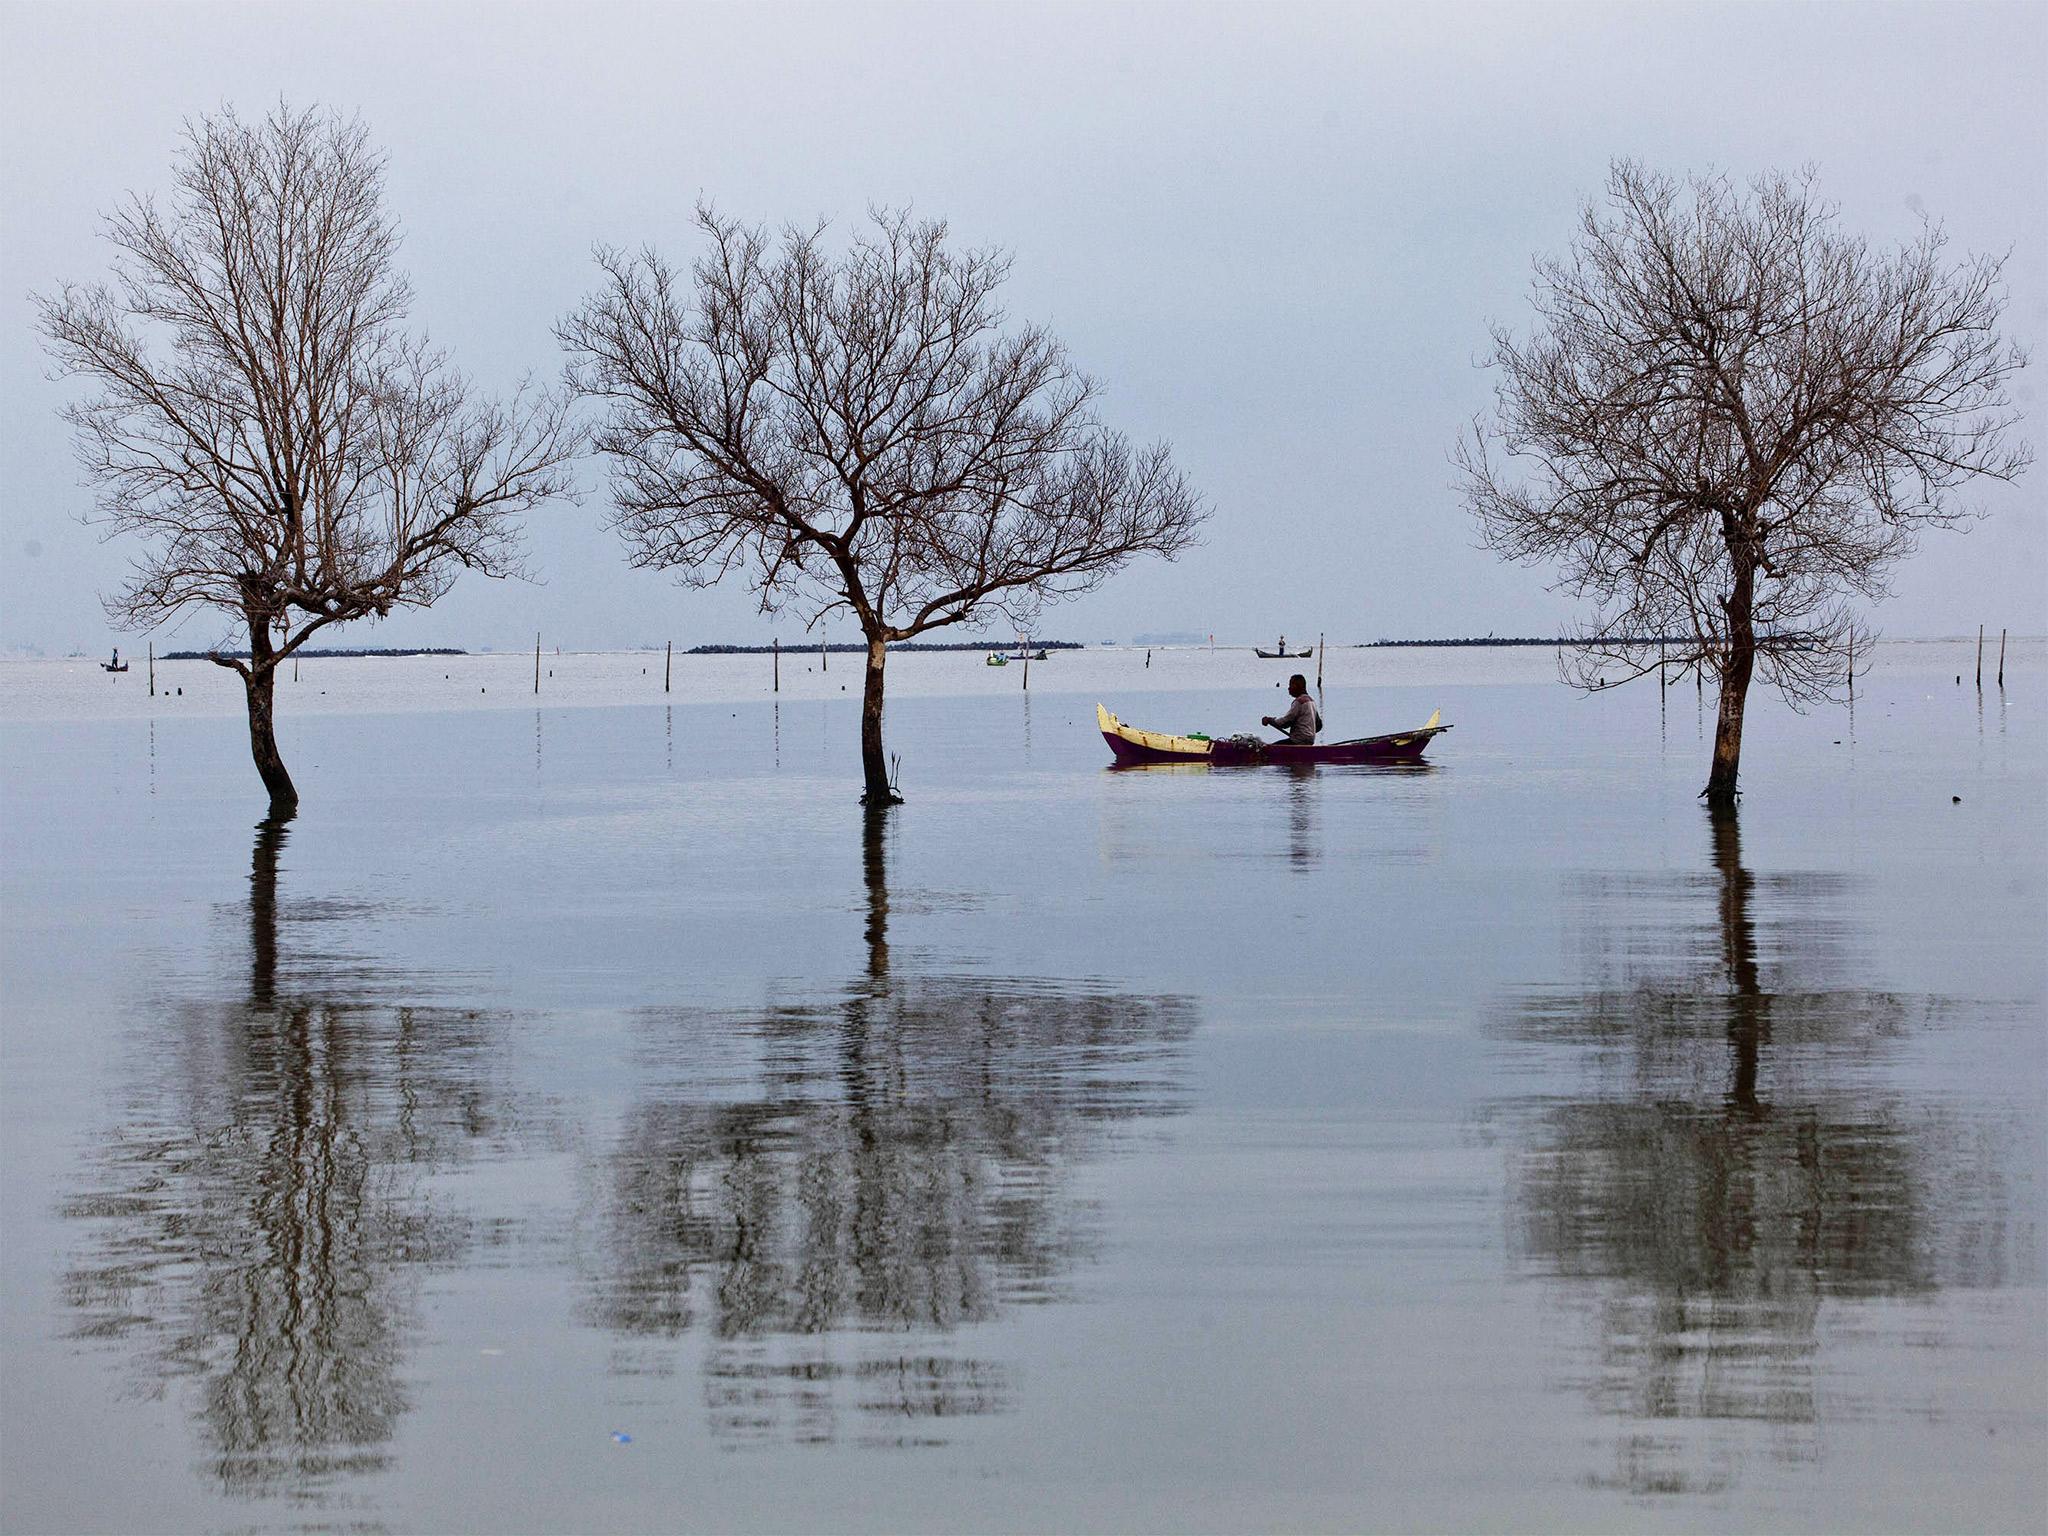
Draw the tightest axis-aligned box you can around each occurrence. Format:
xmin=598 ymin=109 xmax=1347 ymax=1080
xmin=1262 ymin=674 xmax=1320 ymax=744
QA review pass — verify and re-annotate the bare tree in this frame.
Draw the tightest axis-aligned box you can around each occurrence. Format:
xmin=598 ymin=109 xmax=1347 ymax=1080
xmin=1459 ymin=163 xmax=2028 ymax=806
xmin=561 ymin=207 xmax=1205 ymax=804
xmin=39 ymin=104 xmax=579 ymax=811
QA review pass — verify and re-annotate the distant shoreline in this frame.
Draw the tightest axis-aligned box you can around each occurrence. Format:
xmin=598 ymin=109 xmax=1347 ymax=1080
xmin=1362 ymin=636 xmax=1691 ymax=648
xmin=687 ymin=640 xmax=1085 ymax=654
xmin=50 ymin=634 xmax=2019 ymax=664
xmin=161 ymin=646 xmax=468 ymax=660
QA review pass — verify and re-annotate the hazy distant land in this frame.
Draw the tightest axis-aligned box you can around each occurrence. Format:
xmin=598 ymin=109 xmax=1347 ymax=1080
xmin=141 ymin=635 xmax=1706 ymax=660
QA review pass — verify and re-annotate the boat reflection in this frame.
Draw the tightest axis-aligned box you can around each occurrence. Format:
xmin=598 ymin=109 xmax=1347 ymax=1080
xmin=588 ymin=807 xmax=1197 ymax=1447
xmin=1105 ymin=759 xmax=1439 ymax=777
xmin=61 ymin=814 xmax=520 ymax=1505
xmin=1285 ymin=763 xmax=1317 ymax=869
xmin=1491 ymin=806 xmax=2026 ymax=1497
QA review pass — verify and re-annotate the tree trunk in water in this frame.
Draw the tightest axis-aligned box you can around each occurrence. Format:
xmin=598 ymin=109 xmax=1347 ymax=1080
xmin=243 ymin=661 xmax=298 ymax=813
xmin=859 ymin=634 xmax=899 ymax=804
xmin=1705 ymin=566 xmax=1755 ymax=809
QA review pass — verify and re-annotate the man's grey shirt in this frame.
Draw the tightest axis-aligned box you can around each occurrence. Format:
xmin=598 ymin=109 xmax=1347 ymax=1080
xmin=1274 ymin=694 xmax=1320 ymax=743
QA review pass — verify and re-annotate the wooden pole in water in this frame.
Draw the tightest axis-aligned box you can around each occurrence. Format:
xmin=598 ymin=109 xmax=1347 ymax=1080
xmin=1976 ymin=624 xmax=1983 ymax=688
xmin=1998 ymin=628 xmax=2006 ymax=688
xmin=535 ymin=632 xmax=541 ymax=694
xmin=664 ymin=640 xmax=671 ymax=693
xmin=821 ymin=638 xmax=827 ymax=672
xmin=773 ymin=636 xmax=780 ymax=693
xmin=1316 ymin=632 xmax=1325 ymax=705
xmin=1022 ymin=649 xmax=1030 ymax=690
xmin=1659 ymin=638 xmax=1666 ymax=695
xmin=148 ymin=641 xmax=154 ymax=697
xmin=1847 ymin=634 xmax=1854 ymax=701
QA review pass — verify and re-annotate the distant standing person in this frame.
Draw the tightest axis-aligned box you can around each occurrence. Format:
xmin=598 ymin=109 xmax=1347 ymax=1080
xmin=1263 ymin=674 xmax=1320 ymax=744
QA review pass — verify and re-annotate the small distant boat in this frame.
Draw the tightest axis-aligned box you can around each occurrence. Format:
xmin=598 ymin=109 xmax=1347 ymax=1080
xmin=985 ymin=653 xmax=1009 ymax=667
xmin=1097 ymin=703 xmax=1450 ymax=766
xmin=102 ymin=649 xmax=129 ymax=673
xmin=1006 ymin=648 xmax=1049 ymax=661
xmin=1255 ymin=635 xmax=1312 ymax=659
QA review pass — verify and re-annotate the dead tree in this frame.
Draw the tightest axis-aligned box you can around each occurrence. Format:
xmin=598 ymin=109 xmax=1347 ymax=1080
xmin=561 ymin=207 xmax=1205 ymax=804
xmin=1458 ymin=163 xmax=2029 ymax=806
xmin=38 ymin=104 xmax=579 ymax=811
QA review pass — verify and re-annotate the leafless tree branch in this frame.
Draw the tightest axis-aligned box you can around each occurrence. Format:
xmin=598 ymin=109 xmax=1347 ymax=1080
xmin=39 ymin=102 xmax=583 ymax=809
xmin=562 ymin=206 xmax=1205 ymax=802
xmin=1457 ymin=162 xmax=2029 ymax=803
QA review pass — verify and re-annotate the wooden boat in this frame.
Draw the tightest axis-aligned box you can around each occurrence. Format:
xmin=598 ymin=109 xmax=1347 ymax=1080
xmin=1256 ymin=636 xmax=1312 ymax=659
xmin=101 ymin=661 xmax=129 ymax=673
xmin=1005 ymin=648 xmax=1049 ymax=661
xmin=1098 ymin=702 xmax=1450 ymax=766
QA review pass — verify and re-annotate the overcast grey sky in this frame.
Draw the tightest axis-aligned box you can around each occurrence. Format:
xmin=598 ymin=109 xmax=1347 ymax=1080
xmin=2 ymin=0 xmax=2041 ymax=654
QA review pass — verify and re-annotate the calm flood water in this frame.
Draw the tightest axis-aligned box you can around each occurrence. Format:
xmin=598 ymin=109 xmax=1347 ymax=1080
xmin=2 ymin=643 xmax=2042 ymax=1533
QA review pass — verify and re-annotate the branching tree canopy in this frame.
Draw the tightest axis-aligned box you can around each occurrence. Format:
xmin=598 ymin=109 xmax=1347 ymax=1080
xmin=39 ymin=103 xmax=580 ymax=811
xmin=1458 ymin=162 xmax=2029 ymax=805
xmin=561 ymin=206 xmax=1206 ymax=804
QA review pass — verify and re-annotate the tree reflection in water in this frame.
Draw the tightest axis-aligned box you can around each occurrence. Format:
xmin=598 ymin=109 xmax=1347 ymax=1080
xmin=61 ymin=814 xmax=516 ymax=1504
xmin=1494 ymin=806 xmax=2026 ymax=1496
xmin=590 ymin=807 xmax=1197 ymax=1447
